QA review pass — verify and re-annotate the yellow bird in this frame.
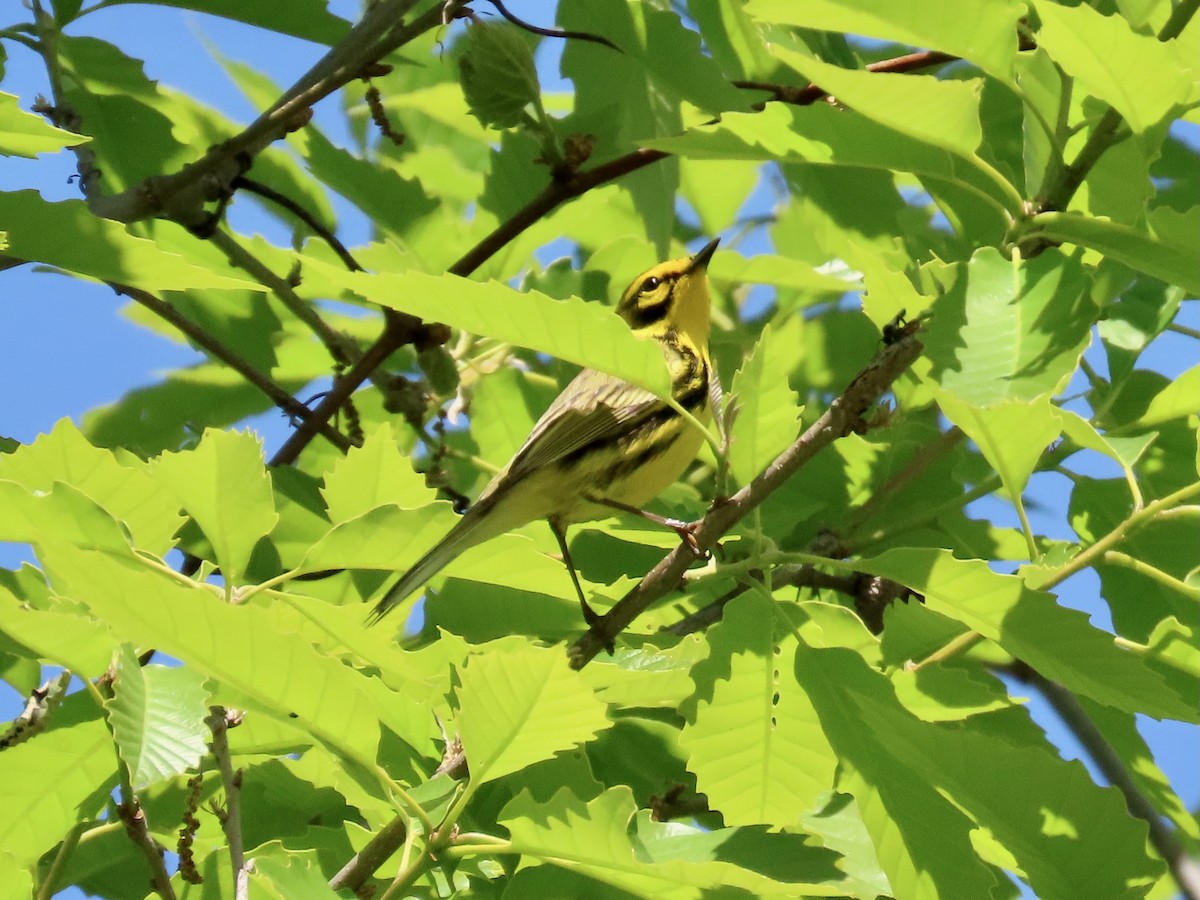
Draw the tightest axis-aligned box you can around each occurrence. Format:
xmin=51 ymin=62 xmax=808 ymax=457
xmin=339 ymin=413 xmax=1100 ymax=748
xmin=370 ymin=238 xmax=718 ymax=625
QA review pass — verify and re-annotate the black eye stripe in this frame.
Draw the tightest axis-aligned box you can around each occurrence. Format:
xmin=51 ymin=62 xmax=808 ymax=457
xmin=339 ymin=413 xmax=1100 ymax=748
xmin=629 ymin=293 xmax=672 ymax=328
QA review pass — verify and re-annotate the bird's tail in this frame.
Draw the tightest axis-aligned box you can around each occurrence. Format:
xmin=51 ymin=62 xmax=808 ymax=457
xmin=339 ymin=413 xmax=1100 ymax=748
xmin=367 ymin=503 xmax=493 ymax=624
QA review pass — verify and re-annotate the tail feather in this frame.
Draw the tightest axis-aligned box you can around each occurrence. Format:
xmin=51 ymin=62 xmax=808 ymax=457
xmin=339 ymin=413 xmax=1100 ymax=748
xmin=367 ymin=504 xmax=491 ymax=624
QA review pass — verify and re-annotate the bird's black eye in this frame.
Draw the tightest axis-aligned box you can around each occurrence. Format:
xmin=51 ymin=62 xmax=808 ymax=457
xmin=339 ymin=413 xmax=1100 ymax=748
xmin=640 ymin=276 xmax=662 ymax=294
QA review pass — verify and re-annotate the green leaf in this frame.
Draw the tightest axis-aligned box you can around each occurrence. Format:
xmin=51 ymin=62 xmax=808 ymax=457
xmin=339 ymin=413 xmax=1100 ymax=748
xmin=45 ymin=549 xmax=383 ymax=765
xmin=458 ymin=22 xmax=541 ymax=129
xmin=745 ymin=0 xmax=1024 ymax=83
xmin=0 ymin=480 xmax=133 ymax=558
xmin=454 ymin=640 xmax=609 ymax=785
xmin=0 ymin=92 xmax=89 ymax=157
xmin=0 ymin=418 xmax=183 ymax=555
xmin=325 ymin=265 xmax=672 ymax=396
xmin=646 ymin=104 xmax=1020 ymax=216
xmin=1028 ymin=212 xmax=1200 ymax=296
xmin=296 ymin=503 xmax=458 ymax=575
xmin=107 ymin=644 xmax=210 ymax=788
xmin=501 ymin=786 xmax=844 ymax=896
xmin=1034 ymin=1 xmax=1193 ymax=134
xmin=98 ymin=0 xmax=350 ymax=44
xmin=0 ymin=585 xmax=116 ymax=678
xmin=773 ymin=48 xmax=986 ymax=161
xmin=728 ymin=318 xmax=804 ymax=486
xmin=149 ymin=429 xmax=278 ymax=586
xmin=795 ymin=645 xmax=1162 ymax=899
xmin=0 ymin=696 xmax=114 ymax=868
xmin=858 ymin=548 xmax=1198 ymax=721
xmin=1129 ymin=363 xmax=1200 ymax=428
xmin=710 ymin=250 xmax=859 ymax=295
xmin=0 ymin=191 xmax=259 ymax=292
xmin=935 ymin=393 xmax=1063 ymax=503
xmin=320 ymin=422 xmax=435 ymax=524
xmin=680 ymin=592 xmax=837 ymax=826
xmin=924 ymin=248 xmax=1094 ymax=406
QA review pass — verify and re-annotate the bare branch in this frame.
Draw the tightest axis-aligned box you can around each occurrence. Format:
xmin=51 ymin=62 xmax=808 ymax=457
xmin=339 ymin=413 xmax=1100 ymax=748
xmin=328 ymin=814 xmax=409 ymax=892
xmin=207 ymin=708 xmax=248 ymax=900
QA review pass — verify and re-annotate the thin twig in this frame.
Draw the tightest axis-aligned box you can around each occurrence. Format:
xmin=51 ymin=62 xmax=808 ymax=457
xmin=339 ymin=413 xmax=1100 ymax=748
xmin=1007 ymin=664 xmax=1200 ymax=900
xmin=36 ymin=820 xmax=87 ymax=900
xmin=733 ymin=50 xmax=957 ymax=106
xmin=569 ymin=332 xmax=924 ymax=667
xmin=116 ymin=283 xmax=355 ymax=453
xmin=232 ymin=176 xmax=363 ymax=271
xmin=486 ymin=0 xmax=621 ymax=51
xmin=206 ymin=228 xmax=360 ymax=366
xmin=115 ymin=764 xmax=177 ymax=900
xmin=207 ymin=708 xmax=249 ymax=900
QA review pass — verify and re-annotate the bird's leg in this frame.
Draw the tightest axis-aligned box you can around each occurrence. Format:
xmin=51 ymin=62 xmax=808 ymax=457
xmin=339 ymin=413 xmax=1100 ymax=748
xmin=549 ymin=518 xmax=607 ymax=631
xmin=584 ymin=494 xmax=703 ymax=557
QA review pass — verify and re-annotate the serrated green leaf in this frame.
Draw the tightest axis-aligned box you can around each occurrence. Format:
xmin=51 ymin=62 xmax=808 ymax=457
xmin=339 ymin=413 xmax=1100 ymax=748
xmin=745 ymin=0 xmax=1023 ymax=83
xmin=44 ymin=549 xmax=382 ymax=765
xmin=923 ymin=248 xmax=1094 ymax=406
xmin=890 ymin=666 xmax=1018 ymax=722
xmin=501 ymin=785 xmax=844 ymax=897
xmin=681 ymin=592 xmax=837 ymax=826
xmin=320 ymin=422 xmax=435 ymax=524
xmin=0 ymin=191 xmax=259 ymax=292
xmin=0 ymin=480 xmax=133 ymax=558
xmin=1034 ymin=1 xmax=1193 ymax=134
xmin=936 ymin=393 xmax=1063 ymax=503
xmin=0 ymin=92 xmax=88 ymax=157
xmin=459 ymin=22 xmax=540 ymax=129
xmin=579 ymin=638 xmax=708 ymax=708
xmin=0 ymin=584 xmax=115 ymax=678
xmin=0 ymin=696 xmax=114 ymax=868
xmin=0 ymin=418 xmax=182 ymax=555
xmin=646 ymin=104 xmax=1020 ymax=216
xmin=709 ymin=250 xmax=861 ymax=294
xmin=858 ymin=548 xmax=1198 ymax=721
xmin=150 ymin=429 xmax=278 ymax=586
xmin=323 ymin=264 xmax=671 ymax=396
xmin=729 ymin=318 xmax=804 ymax=485
xmin=774 ymin=48 xmax=986 ymax=161
xmin=108 ymin=644 xmax=210 ymax=788
xmin=454 ymin=640 xmax=609 ymax=785
xmin=1029 ymin=212 xmax=1200 ymax=296
xmin=1129 ymin=364 xmax=1200 ymax=428
xmin=296 ymin=502 xmax=458 ymax=576
xmin=796 ymin=644 xmax=1162 ymax=899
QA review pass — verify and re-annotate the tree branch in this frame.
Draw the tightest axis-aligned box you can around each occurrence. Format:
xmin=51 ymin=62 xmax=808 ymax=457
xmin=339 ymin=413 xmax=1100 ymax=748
xmin=83 ymin=0 xmax=464 ymax=228
xmin=115 ymin=763 xmax=177 ymax=900
xmin=733 ymin=49 xmax=957 ymax=107
xmin=1035 ymin=0 xmax=1200 ymax=214
xmin=115 ymin=283 xmax=356 ymax=453
xmin=569 ymin=331 xmax=924 ymax=668
xmin=328 ymin=814 xmax=409 ymax=892
xmin=207 ymin=708 xmax=249 ymax=900
xmin=1007 ymin=664 xmax=1200 ymax=900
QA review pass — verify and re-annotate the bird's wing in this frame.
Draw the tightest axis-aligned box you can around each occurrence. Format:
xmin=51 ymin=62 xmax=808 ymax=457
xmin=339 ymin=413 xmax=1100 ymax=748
xmin=494 ymin=368 xmax=668 ymax=486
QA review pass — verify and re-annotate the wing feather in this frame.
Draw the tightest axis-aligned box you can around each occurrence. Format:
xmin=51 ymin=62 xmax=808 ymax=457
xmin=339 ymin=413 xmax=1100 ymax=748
xmin=496 ymin=369 xmax=667 ymax=484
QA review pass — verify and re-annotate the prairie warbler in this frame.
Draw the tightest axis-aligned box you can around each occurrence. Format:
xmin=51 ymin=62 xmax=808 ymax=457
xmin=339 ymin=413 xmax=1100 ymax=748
xmin=370 ymin=238 xmax=718 ymax=625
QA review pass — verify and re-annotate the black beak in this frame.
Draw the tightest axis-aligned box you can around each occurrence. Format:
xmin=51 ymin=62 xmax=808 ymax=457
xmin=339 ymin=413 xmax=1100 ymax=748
xmin=686 ymin=237 xmax=720 ymax=274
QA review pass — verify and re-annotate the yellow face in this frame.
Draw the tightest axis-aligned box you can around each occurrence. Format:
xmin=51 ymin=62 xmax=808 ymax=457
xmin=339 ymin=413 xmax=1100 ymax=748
xmin=615 ymin=239 xmax=718 ymax=347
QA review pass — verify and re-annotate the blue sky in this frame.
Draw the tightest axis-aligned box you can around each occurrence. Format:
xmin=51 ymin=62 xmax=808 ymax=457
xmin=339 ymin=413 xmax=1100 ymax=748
xmin=1 ymin=2 xmax=1196 ymax=896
